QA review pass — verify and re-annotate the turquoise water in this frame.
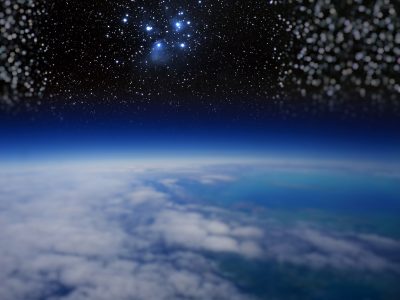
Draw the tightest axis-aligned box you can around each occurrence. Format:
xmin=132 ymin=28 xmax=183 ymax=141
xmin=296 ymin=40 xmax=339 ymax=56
xmin=183 ymin=169 xmax=400 ymax=213
xmin=171 ymin=168 xmax=400 ymax=299
xmin=174 ymin=169 xmax=400 ymax=236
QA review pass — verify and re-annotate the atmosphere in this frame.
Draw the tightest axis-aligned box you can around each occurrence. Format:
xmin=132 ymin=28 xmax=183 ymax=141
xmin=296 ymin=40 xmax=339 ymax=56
xmin=1 ymin=109 xmax=399 ymax=163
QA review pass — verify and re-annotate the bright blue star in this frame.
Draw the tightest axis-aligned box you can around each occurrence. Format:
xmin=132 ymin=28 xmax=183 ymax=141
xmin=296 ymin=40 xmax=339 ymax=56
xmin=175 ymin=22 xmax=182 ymax=30
xmin=179 ymin=43 xmax=186 ymax=48
xmin=122 ymin=18 xmax=128 ymax=23
xmin=146 ymin=26 xmax=153 ymax=32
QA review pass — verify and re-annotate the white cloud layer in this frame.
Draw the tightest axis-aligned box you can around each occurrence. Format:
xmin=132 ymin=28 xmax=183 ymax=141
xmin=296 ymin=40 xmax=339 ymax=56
xmin=0 ymin=164 xmax=399 ymax=300
xmin=0 ymin=167 xmax=255 ymax=300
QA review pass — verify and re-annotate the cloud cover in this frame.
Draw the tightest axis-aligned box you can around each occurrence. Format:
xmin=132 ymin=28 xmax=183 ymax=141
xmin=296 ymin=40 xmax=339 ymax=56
xmin=0 ymin=167 xmax=253 ymax=300
xmin=0 ymin=164 xmax=399 ymax=300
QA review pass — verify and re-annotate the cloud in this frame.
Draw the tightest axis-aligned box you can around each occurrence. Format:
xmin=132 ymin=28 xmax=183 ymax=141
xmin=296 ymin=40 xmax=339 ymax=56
xmin=0 ymin=163 xmax=399 ymax=300
xmin=357 ymin=234 xmax=400 ymax=250
xmin=143 ymin=208 xmax=264 ymax=259
xmin=128 ymin=186 xmax=167 ymax=206
xmin=196 ymin=174 xmax=236 ymax=185
xmin=263 ymin=226 xmax=400 ymax=272
xmin=0 ymin=167 xmax=251 ymax=300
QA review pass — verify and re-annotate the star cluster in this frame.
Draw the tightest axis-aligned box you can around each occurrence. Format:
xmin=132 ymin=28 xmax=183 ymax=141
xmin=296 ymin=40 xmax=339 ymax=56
xmin=32 ymin=0 xmax=288 ymax=114
xmin=115 ymin=6 xmax=199 ymax=66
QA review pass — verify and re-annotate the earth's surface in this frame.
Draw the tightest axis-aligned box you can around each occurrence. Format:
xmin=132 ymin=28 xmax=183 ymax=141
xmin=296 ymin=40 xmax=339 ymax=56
xmin=0 ymin=159 xmax=399 ymax=300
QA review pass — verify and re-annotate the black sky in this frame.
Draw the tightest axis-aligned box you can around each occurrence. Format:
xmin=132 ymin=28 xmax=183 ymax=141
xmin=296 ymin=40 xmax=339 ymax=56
xmin=0 ymin=0 xmax=399 ymax=120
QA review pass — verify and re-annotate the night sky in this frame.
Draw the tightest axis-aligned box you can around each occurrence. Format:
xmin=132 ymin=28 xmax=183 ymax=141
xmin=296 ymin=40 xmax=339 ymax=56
xmin=40 ymin=0 xmax=289 ymax=115
xmin=1 ymin=0 xmax=400 ymax=159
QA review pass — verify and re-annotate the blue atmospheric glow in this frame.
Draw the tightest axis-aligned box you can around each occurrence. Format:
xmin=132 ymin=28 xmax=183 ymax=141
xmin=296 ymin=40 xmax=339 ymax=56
xmin=0 ymin=114 xmax=399 ymax=164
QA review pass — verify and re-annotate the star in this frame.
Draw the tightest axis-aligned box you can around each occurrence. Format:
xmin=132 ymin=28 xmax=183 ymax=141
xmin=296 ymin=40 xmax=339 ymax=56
xmin=175 ymin=22 xmax=183 ymax=30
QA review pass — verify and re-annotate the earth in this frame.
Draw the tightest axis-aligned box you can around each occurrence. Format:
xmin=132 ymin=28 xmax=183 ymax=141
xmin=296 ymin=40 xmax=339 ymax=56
xmin=0 ymin=158 xmax=399 ymax=300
